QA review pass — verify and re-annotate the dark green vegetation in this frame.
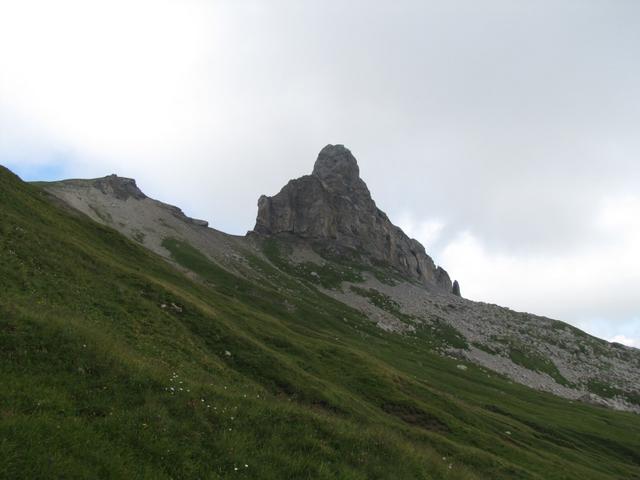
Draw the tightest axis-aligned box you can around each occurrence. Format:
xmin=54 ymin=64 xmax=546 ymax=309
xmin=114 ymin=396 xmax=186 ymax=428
xmin=262 ymin=238 xmax=364 ymax=289
xmin=347 ymin=287 xmax=468 ymax=351
xmin=587 ymin=380 xmax=640 ymax=405
xmin=1 ymin=166 xmax=640 ymax=479
xmin=261 ymin=238 xmax=405 ymax=290
xmin=506 ymin=344 xmax=571 ymax=387
xmin=349 ymin=286 xmax=405 ymax=318
xmin=483 ymin=336 xmax=571 ymax=387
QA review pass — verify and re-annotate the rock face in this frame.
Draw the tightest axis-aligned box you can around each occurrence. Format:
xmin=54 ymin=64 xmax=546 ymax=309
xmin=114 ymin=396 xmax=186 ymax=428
xmin=255 ymin=144 xmax=456 ymax=293
xmin=452 ymin=280 xmax=461 ymax=297
xmin=93 ymin=174 xmax=147 ymax=201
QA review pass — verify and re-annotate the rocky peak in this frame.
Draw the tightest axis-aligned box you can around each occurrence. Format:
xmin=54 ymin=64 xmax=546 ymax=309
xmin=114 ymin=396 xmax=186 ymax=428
xmin=92 ymin=174 xmax=146 ymax=201
xmin=254 ymin=145 xmax=459 ymax=294
xmin=452 ymin=280 xmax=461 ymax=297
xmin=312 ymin=145 xmax=363 ymax=190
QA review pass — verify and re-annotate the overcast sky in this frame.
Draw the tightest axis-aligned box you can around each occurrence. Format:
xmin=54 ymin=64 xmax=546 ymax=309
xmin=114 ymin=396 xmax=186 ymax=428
xmin=1 ymin=0 xmax=639 ymax=347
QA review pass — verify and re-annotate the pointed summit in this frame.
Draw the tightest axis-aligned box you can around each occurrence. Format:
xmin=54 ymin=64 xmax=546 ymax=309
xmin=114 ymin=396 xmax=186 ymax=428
xmin=313 ymin=144 xmax=360 ymax=184
xmin=255 ymin=145 xmax=456 ymax=294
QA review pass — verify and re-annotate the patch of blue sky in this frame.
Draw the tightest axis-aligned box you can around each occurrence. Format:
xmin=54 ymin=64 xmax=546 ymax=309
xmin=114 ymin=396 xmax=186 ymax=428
xmin=2 ymin=152 xmax=71 ymax=182
xmin=577 ymin=317 xmax=640 ymax=348
xmin=7 ymin=162 xmax=67 ymax=182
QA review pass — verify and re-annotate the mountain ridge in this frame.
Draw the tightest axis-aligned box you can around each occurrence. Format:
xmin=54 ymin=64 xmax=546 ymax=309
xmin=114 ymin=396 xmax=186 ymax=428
xmin=254 ymin=144 xmax=456 ymax=294
xmin=34 ymin=146 xmax=640 ymax=415
xmin=2 ymin=161 xmax=640 ymax=478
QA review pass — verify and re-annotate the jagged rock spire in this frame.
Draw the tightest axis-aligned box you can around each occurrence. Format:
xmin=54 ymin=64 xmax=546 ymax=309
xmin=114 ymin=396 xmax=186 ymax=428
xmin=254 ymin=144 xmax=457 ymax=294
xmin=312 ymin=144 xmax=361 ymax=186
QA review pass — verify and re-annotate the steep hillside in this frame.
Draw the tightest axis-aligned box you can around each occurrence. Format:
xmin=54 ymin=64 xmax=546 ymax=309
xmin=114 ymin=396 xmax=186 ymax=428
xmin=2 ymin=162 xmax=640 ymax=479
xmin=40 ymin=145 xmax=640 ymax=413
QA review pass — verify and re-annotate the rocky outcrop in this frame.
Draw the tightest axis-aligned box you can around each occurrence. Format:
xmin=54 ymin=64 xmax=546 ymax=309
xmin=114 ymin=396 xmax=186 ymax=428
xmin=93 ymin=174 xmax=147 ymax=201
xmin=254 ymin=144 xmax=455 ymax=293
xmin=452 ymin=280 xmax=461 ymax=297
xmin=186 ymin=218 xmax=209 ymax=227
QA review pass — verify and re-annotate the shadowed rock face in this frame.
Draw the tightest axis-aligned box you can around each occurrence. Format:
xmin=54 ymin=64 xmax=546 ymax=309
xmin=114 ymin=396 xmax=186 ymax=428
xmin=255 ymin=144 xmax=456 ymax=293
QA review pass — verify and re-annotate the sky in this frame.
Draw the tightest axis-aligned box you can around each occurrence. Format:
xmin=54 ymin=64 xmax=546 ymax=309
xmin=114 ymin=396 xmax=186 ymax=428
xmin=1 ymin=0 xmax=639 ymax=347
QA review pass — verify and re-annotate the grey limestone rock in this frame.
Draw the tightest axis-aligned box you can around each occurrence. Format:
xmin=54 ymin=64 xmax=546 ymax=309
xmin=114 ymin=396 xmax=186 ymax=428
xmin=254 ymin=144 xmax=453 ymax=292
xmin=186 ymin=218 xmax=209 ymax=227
xmin=92 ymin=174 xmax=147 ymax=201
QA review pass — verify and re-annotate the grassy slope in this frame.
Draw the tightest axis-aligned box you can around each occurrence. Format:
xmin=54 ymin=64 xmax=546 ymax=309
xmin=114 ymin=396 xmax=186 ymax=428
xmin=1 ymin=166 xmax=639 ymax=479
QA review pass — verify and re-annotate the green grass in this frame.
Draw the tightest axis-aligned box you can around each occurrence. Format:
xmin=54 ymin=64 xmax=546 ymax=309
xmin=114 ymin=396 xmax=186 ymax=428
xmin=346 ymin=285 xmax=469 ymax=352
xmin=88 ymin=203 xmax=113 ymax=224
xmin=414 ymin=319 xmax=470 ymax=351
xmin=586 ymin=379 xmax=640 ymax=405
xmin=261 ymin=238 xmax=406 ymax=290
xmin=262 ymin=238 xmax=364 ymax=289
xmin=507 ymin=345 xmax=571 ymax=387
xmin=486 ymin=337 xmax=572 ymax=387
xmin=349 ymin=286 xmax=409 ymax=319
xmin=348 ymin=286 xmax=468 ymax=351
xmin=2 ymin=165 xmax=640 ymax=479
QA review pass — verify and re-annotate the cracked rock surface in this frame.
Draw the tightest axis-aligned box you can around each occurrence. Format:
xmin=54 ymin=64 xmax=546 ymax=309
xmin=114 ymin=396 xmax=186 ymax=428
xmin=255 ymin=144 xmax=455 ymax=293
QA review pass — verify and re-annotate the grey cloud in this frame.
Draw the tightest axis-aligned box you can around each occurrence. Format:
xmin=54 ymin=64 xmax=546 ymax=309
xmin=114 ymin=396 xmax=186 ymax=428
xmin=165 ymin=0 xmax=640 ymax=253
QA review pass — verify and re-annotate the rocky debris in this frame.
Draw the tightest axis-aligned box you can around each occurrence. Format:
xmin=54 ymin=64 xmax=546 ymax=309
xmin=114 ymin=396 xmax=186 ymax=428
xmin=452 ymin=280 xmax=461 ymax=297
xmin=254 ymin=144 xmax=453 ymax=292
xmin=39 ymin=175 xmax=248 ymax=281
xmin=579 ymin=392 xmax=610 ymax=408
xmin=152 ymin=200 xmax=209 ymax=228
xmin=306 ymin=263 xmax=640 ymax=413
xmin=47 ymin=175 xmax=210 ymax=229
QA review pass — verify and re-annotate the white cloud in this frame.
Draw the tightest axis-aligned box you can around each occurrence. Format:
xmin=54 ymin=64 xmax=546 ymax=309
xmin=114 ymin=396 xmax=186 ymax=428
xmin=609 ymin=335 xmax=639 ymax=348
xmin=396 ymin=214 xmax=444 ymax=249
xmin=0 ymin=0 xmax=216 ymax=159
xmin=434 ymin=194 xmax=640 ymax=329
